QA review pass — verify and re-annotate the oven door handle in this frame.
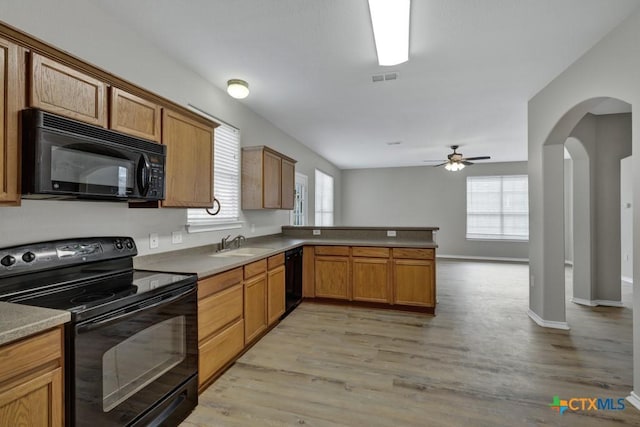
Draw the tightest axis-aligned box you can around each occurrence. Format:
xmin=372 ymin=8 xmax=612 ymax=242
xmin=76 ymin=286 xmax=195 ymax=334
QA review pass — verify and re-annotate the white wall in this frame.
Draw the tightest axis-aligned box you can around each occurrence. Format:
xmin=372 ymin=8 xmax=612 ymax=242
xmin=0 ymin=0 xmax=341 ymax=255
xmin=341 ymin=161 xmax=529 ymax=260
xmin=622 ymin=156 xmax=633 ymax=281
xmin=527 ymin=6 xmax=640 ymax=406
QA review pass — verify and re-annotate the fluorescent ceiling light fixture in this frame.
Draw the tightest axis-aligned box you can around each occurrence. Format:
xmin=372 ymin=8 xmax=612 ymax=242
xmin=368 ymin=0 xmax=410 ymax=66
xmin=227 ymin=79 xmax=250 ymax=99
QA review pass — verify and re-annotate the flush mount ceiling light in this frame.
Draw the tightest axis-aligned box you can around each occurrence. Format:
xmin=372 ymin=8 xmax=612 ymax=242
xmin=367 ymin=0 xmax=411 ymax=66
xmin=227 ymin=79 xmax=250 ymax=99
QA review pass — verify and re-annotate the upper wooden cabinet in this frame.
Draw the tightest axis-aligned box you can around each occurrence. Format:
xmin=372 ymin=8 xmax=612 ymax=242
xmin=161 ymin=109 xmax=215 ymax=207
xmin=0 ymin=37 xmax=25 ymax=207
xmin=242 ymin=146 xmax=296 ymax=210
xmin=109 ymin=88 xmax=161 ymax=142
xmin=281 ymin=158 xmax=295 ymax=210
xmin=29 ymin=53 xmax=107 ymax=127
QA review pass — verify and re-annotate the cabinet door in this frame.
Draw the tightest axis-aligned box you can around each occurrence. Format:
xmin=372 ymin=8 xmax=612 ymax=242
xmin=352 ymin=258 xmax=390 ymax=303
xmin=315 ymin=256 xmax=350 ymax=299
xmin=263 ymin=150 xmax=281 ymax=208
xmin=393 ymin=259 xmax=434 ymax=307
xmin=244 ymin=273 xmax=267 ymax=343
xmin=0 ymin=37 xmax=25 ymax=206
xmin=109 ymin=88 xmax=161 ymax=141
xmin=162 ymin=109 xmax=214 ymax=207
xmin=0 ymin=367 xmax=63 ymax=427
xmin=267 ymin=265 xmax=286 ymax=325
xmin=29 ymin=53 xmax=107 ymax=127
xmin=198 ymin=319 xmax=244 ymax=390
xmin=281 ymin=158 xmax=295 ymax=210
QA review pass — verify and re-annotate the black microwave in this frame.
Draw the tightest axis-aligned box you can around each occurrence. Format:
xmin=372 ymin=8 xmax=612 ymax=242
xmin=21 ymin=108 xmax=166 ymax=201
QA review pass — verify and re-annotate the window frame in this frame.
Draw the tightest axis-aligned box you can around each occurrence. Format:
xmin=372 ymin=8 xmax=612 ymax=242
xmin=314 ymin=169 xmax=334 ymax=226
xmin=466 ymin=174 xmax=529 ymax=242
xmin=187 ymin=111 xmax=241 ymax=233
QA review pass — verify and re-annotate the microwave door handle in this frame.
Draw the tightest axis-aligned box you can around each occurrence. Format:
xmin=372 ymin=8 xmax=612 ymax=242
xmin=137 ymin=153 xmax=151 ymax=196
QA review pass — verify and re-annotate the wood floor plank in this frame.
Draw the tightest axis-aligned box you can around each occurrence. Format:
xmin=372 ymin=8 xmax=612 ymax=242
xmin=183 ymin=261 xmax=638 ymax=426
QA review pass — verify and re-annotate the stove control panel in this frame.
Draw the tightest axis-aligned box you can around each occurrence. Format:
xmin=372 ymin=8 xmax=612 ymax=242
xmin=0 ymin=237 xmax=138 ymax=277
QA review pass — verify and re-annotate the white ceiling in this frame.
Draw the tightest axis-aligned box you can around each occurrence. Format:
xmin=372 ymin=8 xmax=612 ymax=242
xmin=90 ymin=0 xmax=639 ymax=169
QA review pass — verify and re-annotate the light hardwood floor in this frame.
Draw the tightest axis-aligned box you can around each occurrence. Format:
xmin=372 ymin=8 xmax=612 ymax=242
xmin=183 ymin=260 xmax=637 ymax=426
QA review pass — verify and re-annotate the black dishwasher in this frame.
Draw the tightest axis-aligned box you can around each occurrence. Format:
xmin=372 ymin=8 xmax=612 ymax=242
xmin=283 ymin=246 xmax=303 ymax=317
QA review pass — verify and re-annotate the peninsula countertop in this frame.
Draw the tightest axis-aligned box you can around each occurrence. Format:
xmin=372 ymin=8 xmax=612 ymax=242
xmin=134 ymin=233 xmax=438 ymax=279
xmin=0 ymin=301 xmax=70 ymax=346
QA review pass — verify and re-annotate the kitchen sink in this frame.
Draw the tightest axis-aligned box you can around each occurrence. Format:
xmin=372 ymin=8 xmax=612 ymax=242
xmin=209 ymin=247 xmax=274 ymax=258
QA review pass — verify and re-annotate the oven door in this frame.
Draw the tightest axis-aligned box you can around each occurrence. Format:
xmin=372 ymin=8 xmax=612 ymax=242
xmin=72 ymin=284 xmax=197 ymax=426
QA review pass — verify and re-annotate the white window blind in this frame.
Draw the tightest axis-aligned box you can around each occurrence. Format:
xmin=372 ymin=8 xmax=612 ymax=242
xmin=466 ymin=175 xmax=529 ymax=241
xmin=187 ymin=122 xmax=240 ymax=229
xmin=315 ymin=169 xmax=334 ymax=226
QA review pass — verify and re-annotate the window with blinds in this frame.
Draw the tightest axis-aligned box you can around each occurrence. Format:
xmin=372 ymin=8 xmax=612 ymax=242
xmin=315 ymin=169 xmax=334 ymax=226
xmin=466 ymin=175 xmax=529 ymax=241
xmin=187 ymin=122 xmax=240 ymax=230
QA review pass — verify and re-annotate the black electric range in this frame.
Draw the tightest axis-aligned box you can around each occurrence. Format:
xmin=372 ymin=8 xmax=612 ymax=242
xmin=0 ymin=237 xmax=199 ymax=427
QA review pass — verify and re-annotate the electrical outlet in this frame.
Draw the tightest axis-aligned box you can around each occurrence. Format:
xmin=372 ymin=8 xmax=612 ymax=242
xmin=530 ymin=274 xmax=535 ymax=288
xmin=387 ymin=230 xmax=397 ymax=237
xmin=251 ymin=224 xmax=256 ymax=233
xmin=149 ymin=233 xmax=159 ymax=249
xmin=172 ymin=231 xmax=183 ymax=244
xmin=313 ymin=229 xmax=321 ymax=236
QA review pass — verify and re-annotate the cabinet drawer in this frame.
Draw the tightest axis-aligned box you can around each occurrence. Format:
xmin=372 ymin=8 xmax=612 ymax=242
xmin=352 ymin=247 xmax=389 ymax=258
xmin=244 ymin=259 xmax=267 ymax=279
xmin=198 ymin=319 xmax=244 ymax=388
xmin=267 ymin=252 xmax=284 ymax=270
xmin=198 ymin=284 xmax=243 ymax=342
xmin=314 ymin=246 xmax=350 ymax=256
xmin=392 ymin=248 xmax=435 ymax=260
xmin=0 ymin=327 xmax=62 ymax=384
xmin=198 ymin=267 xmax=243 ymax=300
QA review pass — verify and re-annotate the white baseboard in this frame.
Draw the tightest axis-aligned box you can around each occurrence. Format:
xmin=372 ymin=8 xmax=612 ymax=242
xmin=626 ymin=391 xmax=640 ymax=411
xmin=570 ymin=297 xmax=624 ymax=307
xmin=622 ymin=276 xmax=633 ymax=285
xmin=527 ymin=309 xmax=570 ymax=330
xmin=437 ymin=254 xmax=529 ymax=263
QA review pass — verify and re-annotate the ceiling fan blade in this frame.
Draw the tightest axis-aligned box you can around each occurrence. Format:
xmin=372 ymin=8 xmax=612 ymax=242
xmin=432 ymin=162 xmax=448 ymax=167
xmin=422 ymin=159 xmax=446 ymax=163
xmin=462 ymin=161 xmax=474 ymax=166
xmin=462 ymin=156 xmax=491 ymax=161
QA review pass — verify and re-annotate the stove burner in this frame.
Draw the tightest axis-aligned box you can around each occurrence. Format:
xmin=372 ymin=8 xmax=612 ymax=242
xmin=70 ymin=292 xmax=115 ymax=304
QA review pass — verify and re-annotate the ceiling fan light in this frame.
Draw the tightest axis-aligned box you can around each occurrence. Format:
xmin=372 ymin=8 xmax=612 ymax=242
xmin=444 ymin=162 xmax=453 ymax=171
xmin=227 ymin=79 xmax=250 ymax=99
xmin=458 ymin=163 xmax=465 ymax=170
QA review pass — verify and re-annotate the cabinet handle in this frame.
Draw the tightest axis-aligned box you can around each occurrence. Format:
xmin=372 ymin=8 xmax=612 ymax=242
xmin=206 ymin=197 xmax=221 ymax=216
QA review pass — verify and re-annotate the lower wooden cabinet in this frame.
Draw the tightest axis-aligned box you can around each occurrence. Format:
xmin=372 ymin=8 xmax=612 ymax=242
xmin=310 ymin=245 xmax=436 ymax=312
xmin=267 ymin=263 xmax=286 ymax=325
xmin=197 ymin=268 xmax=244 ymax=390
xmin=315 ymin=256 xmax=350 ymax=299
xmin=393 ymin=259 xmax=435 ymax=307
xmin=198 ymin=319 xmax=244 ymax=388
xmin=352 ymin=257 xmax=390 ymax=303
xmin=244 ymin=263 xmax=268 ymax=344
xmin=0 ymin=326 xmax=64 ymax=427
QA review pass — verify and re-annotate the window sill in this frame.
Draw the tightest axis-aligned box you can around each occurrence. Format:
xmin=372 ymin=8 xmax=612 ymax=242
xmin=187 ymin=221 xmax=243 ymax=233
xmin=466 ymin=237 xmax=529 ymax=243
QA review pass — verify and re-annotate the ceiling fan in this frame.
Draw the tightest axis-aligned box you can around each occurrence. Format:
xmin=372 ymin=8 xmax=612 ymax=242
xmin=426 ymin=145 xmax=491 ymax=171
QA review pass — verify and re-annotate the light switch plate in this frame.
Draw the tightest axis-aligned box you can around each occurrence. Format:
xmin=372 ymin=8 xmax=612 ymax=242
xmin=387 ymin=230 xmax=397 ymax=237
xmin=172 ymin=231 xmax=183 ymax=244
xmin=313 ymin=229 xmax=321 ymax=236
xmin=149 ymin=233 xmax=159 ymax=249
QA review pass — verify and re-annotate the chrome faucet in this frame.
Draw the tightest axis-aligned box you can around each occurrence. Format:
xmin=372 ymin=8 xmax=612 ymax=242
xmin=229 ymin=235 xmax=246 ymax=249
xmin=220 ymin=234 xmax=231 ymax=251
xmin=219 ymin=234 xmax=246 ymax=252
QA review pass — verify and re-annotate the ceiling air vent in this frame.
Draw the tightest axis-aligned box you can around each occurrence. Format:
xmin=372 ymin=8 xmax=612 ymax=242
xmin=372 ymin=72 xmax=399 ymax=83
